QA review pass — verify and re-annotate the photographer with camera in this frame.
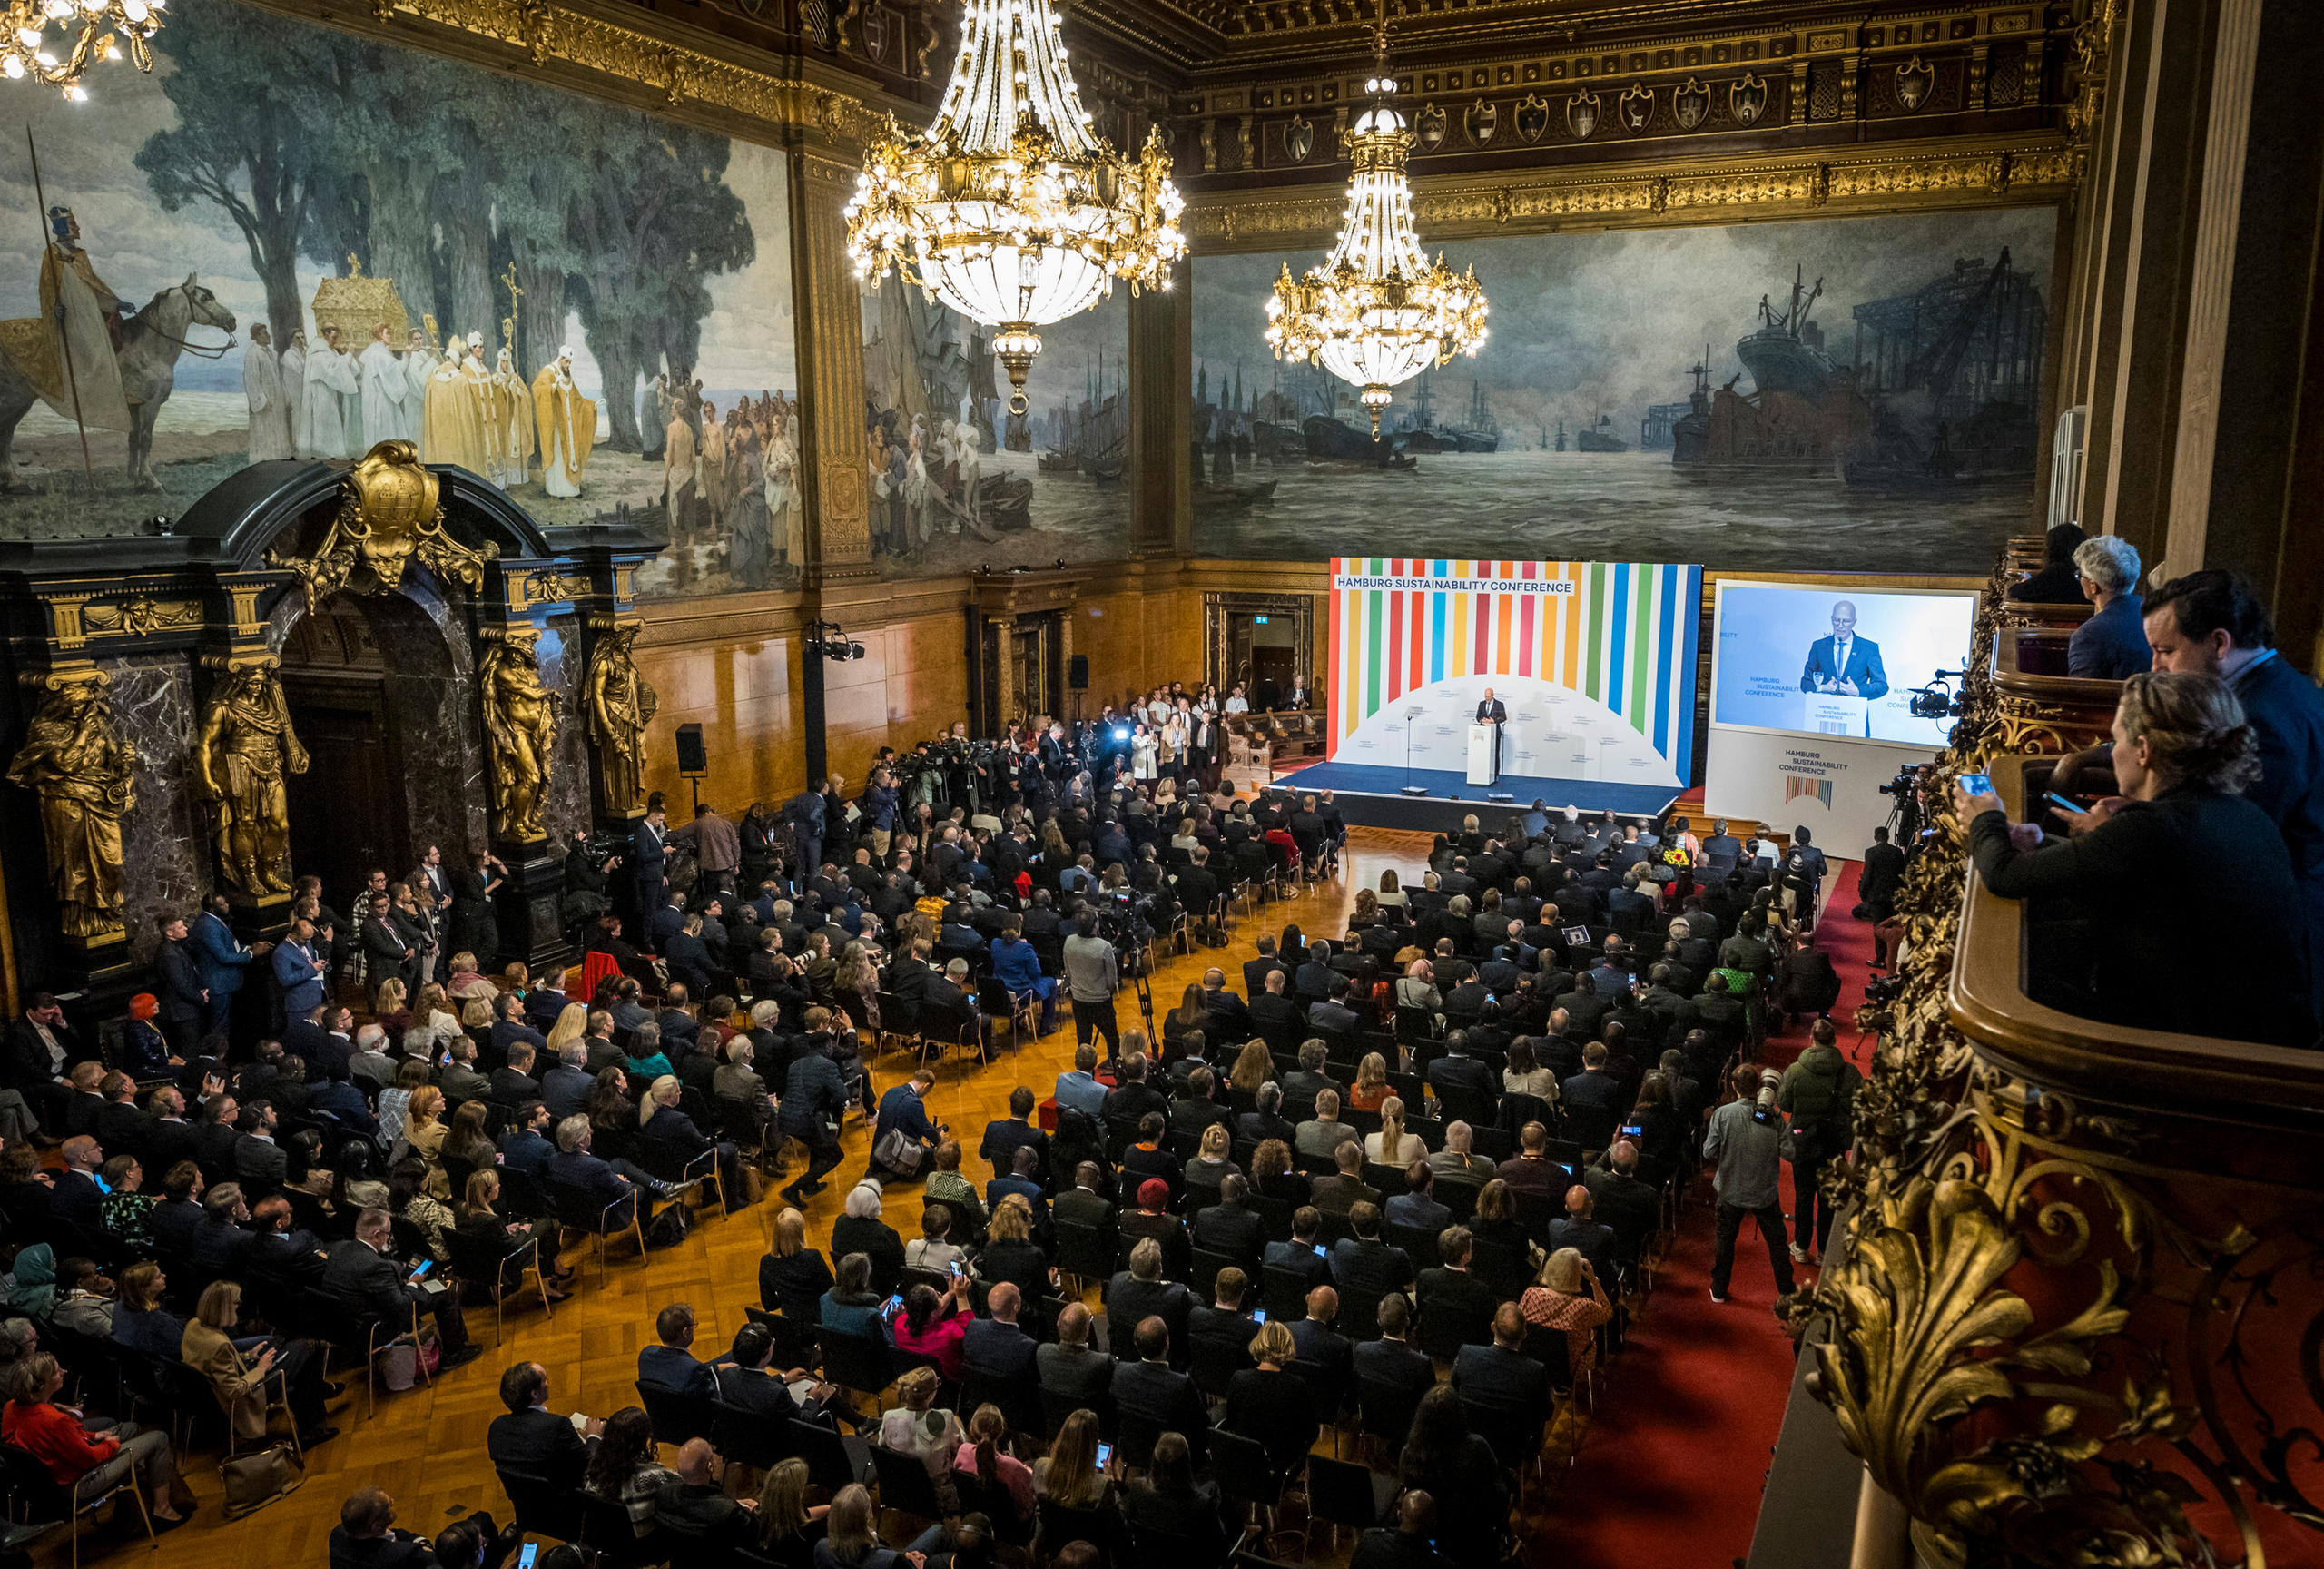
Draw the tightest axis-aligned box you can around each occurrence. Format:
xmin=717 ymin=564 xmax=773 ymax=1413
xmin=1701 ymin=1062 xmax=1796 ymax=1304
xmin=562 ymin=828 xmax=621 ymax=926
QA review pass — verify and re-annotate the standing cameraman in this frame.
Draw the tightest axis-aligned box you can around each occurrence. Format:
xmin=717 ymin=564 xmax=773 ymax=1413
xmin=1063 ymin=908 xmax=1123 ymax=1072
xmin=862 ymin=768 xmax=900 ymax=860
xmin=1702 ymin=1063 xmax=1795 ymax=1304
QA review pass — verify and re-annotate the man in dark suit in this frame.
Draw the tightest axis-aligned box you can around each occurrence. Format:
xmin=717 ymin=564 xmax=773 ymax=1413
xmin=325 ymin=1207 xmax=479 ymax=1367
xmin=631 ymin=805 xmax=670 ymax=919
xmin=1263 ymin=1208 xmax=1333 ymax=1293
xmin=655 ymin=1440 xmax=753 ymax=1546
xmin=246 ymin=1194 xmax=331 ymax=1294
xmin=1105 ymin=1239 xmax=1194 ymax=1364
xmin=489 ymin=1044 xmax=539 ymax=1110
xmin=1038 ymin=1304 xmax=1116 ymax=1409
xmin=547 ymin=1118 xmax=653 ymax=1229
xmin=1307 ymin=977 xmax=1363 ymax=1037
xmin=232 ymin=1100 xmax=290 ymax=1196
xmin=1330 ymin=1203 xmax=1416 ymax=1297
xmin=487 ymin=1361 xmax=597 ymax=1491
xmin=1561 ymin=1041 xmax=1627 ymax=1119
xmin=330 ymin=1487 xmax=513 ymax=1569
xmin=1236 ymin=1082 xmax=1297 ymax=1149
xmin=1187 ymin=1268 xmax=1256 ymax=1367
xmin=499 ymin=1102 xmax=556 ymax=1179
xmin=1451 ymin=1304 xmax=1551 ymax=1410
xmin=2146 ymin=567 xmax=2324 ymax=1021
xmin=522 ymin=972 xmax=571 ymax=1034
xmin=1416 ymin=1228 xmax=1499 ymax=1349
xmin=1310 ymin=1143 xmax=1383 ymax=1219
xmin=978 ymin=1086 xmax=1049 ymax=1180
xmin=273 ymin=918 xmax=330 ymax=1018
xmin=438 ymin=1039 xmax=494 ymax=1105
xmin=1856 ymin=825 xmax=1908 ymax=917
xmin=1192 ymin=1174 xmax=1267 ymax=1267
xmin=1287 ymin=1286 xmax=1354 ymax=1386
xmin=1249 ymin=968 xmax=1305 ymax=1042
xmin=1199 ymin=968 xmax=1252 ymax=1039
xmin=1352 ymin=1294 xmax=1438 ymax=1411
xmin=961 ymin=1282 xmax=1039 ymax=1385
xmin=1474 ymin=688 xmax=1508 ymax=779
xmin=1423 ymin=1031 xmax=1497 ymax=1101
xmin=538 ymin=1043 xmax=593 ymax=1122
xmin=1109 ymin=1317 xmax=1211 ymax=1464
xmin=1243 ymin=936 xmax=1288 ymax=999
xmin=1384 ymin=1162 xmax=1452 ymax=1234
xmin=638 ymin=1303 xmax=717 ymax=1397
xmin=1797 ymin=600 xmax=1889 ymax=703
xmin=1545 ymin=1184 xmax=1616 ymax=1274
xmin=1584 ymin=1140 xmax=1662 ymax=1261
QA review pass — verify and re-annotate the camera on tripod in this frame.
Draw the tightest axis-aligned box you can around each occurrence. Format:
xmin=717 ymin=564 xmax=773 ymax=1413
xmin=577 ymin=828 xmax=628 ymax=863
xmin=1864 ymin=972 xmax=1905 ymax=1005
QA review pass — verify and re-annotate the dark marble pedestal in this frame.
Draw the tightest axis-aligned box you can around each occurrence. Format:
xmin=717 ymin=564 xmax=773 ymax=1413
xmin=492 ymin=841 xmax=570 ymax=974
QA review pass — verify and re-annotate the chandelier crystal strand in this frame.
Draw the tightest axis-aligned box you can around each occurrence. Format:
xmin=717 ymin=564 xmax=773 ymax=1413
xmin=1265 ymin=0 xmax=1487 ymax=435
xmin=846 ymin=0 xmax=1186 ymax=415
xmin=0 ymin=0 xmax=162 ymax=95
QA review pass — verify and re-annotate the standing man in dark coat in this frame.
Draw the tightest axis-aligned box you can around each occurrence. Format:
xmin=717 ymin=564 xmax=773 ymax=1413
xmin=1473 ymin=688 xmax=1508 ymax=780
xmin=631 ymin=804 xmax=670 ymax=921
xmin=784 ymin=784 xmax=826 ymax=895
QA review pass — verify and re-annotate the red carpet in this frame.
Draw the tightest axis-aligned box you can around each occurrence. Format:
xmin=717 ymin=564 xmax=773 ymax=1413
xmin=1536 ymin=861 xmax=1875 ymax=1567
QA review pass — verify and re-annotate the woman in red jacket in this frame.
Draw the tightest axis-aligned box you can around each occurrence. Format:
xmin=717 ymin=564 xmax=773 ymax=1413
xmin=1 ymin=1352 xmax=186 ymax=1525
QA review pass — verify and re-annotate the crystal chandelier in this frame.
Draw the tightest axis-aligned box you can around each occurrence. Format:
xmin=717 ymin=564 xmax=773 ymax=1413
xmin=1265 ymin=1 xmax=1487 ymax=435
xmin=845 ymin=0 xmax=1186 ymax=414
xmin=1 ymin=0 xmax=162 ymax=98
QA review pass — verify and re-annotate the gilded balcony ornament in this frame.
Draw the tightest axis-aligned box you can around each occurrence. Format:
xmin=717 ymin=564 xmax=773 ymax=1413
xmin=269 ymin=439 xmax=497 ymax=604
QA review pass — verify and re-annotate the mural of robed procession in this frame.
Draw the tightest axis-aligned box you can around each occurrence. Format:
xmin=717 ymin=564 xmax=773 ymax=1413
xmin=0 ymin=0 xmax=802 ymax=598
xmin=862 ymin=275 xmax=1134 ymax=577
xmin=1191 ymin=206 xmax=2058 ymax=577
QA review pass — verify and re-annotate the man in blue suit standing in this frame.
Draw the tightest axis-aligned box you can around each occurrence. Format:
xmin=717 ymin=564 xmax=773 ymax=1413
xmin=272 ymin=916 xmax=330 ymax=1018
xmin=1798 ymin=600 xmax=1890 ymax=706
xmin=632 ymin=804 xmax=670 ymax=921
xmin=785 ymin=784 xmax=827 ymax=893
xmin=193 ymin=893 xmax=270 ymax=1037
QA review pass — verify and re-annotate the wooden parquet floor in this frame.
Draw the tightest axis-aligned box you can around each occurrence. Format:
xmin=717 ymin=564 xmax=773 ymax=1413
xmin=54 ymin=827 xmax=1588 ymax=1569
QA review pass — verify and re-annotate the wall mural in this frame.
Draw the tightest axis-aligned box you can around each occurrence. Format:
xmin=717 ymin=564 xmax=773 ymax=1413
xmin=1189 ymin=207 xmax=2057 ymax=576
xmin=862 ymin=279 xmax=1133 ymax=577
xmin=0 ymin=0 xmax=799 ymax=599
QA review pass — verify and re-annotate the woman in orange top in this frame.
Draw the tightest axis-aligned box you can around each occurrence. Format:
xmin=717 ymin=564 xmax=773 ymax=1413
xmin=1519 ymin=1247 xmax=1615 ymax=1372
xmin=1 ymin=1353 xmax=185 ymax=1525
xmin=1346 ymin=1051 xmax=1393 ymax=1113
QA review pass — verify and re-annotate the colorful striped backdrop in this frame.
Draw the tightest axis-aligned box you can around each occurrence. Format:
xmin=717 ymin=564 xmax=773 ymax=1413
xmin=1328 ymin=557 xmax=1706 ymax=782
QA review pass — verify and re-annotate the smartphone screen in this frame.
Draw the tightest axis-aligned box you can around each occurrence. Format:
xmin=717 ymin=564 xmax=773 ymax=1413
xmin=1313 ymin=1243 xmax=1327 ymax=1258
xmin=409 ymin=1260 xmax=432 ymax=1279
xmin=1096 ymin=1443 xmax=1112 ymax=1469
xmin=1957 ymin=773 xmax=1993 ymax=795
xmin=1620 ymin=1124 xmax=1645 ymax=1141
xmin=518 ymin=1546 xmax=537 ymax=1569
xmin=1250 ymin=1308 xmax=1266 ymax=1325
xmin=882 ymin=1294 xmax=903 ymax=1317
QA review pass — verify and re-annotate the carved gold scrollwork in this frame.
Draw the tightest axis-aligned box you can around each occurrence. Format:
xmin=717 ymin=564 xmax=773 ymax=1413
xmin=82 ymin=595 xmax=201 ymax=636
xmin=268 ymin=439 xmax=497 ymax=605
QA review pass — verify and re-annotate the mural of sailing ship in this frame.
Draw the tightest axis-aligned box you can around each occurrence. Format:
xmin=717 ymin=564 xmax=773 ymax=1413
xmin=1188 ymin=207 xmax=2056 ymax=574
xmin=862 ymin=279 xmax=1133 ymax=574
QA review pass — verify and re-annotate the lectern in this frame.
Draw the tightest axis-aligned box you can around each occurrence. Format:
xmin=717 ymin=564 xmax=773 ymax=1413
xmin=1467 ymin=723 xmax=1500 ymax=785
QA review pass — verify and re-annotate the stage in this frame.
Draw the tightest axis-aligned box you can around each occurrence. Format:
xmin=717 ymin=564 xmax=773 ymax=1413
xmin=1275 ymin=761 xmax=1682 ymax=834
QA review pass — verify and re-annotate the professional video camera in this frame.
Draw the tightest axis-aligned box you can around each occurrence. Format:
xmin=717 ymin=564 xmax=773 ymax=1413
xmin=1909 ymin=670 xmax=1967 ymax=720
xmin=1749 ymin=1067 xmax=1782 ymax=1127
xmin=577 ymin=828 xmax=629 ymax=864
xmin=1878 ymin=762 xmax=1935 ymax=846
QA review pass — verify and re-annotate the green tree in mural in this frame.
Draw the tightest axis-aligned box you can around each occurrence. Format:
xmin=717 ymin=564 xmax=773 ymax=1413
xmin=133 ymin=0 xmax=349 ymax=351
xmin=566 ymin=118 xmax=754 ymax=450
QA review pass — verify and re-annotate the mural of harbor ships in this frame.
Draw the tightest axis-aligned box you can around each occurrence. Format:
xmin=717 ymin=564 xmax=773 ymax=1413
xmin=1189 ymin=207 xmax=2056 ymax=574
xmin=1669 ymin=254 xmax=2046 ymax=488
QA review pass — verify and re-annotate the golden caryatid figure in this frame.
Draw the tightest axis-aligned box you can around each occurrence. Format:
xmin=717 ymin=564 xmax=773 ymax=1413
xmin=479 ymin=626 xmax=558 ymax=842
xmin=585 ymin=622 xmax=657 ymax=817
xmin=5 ymin=669 xmax=138 ymax=941
xmin=197 ymin=659 xmax=309 ymax=897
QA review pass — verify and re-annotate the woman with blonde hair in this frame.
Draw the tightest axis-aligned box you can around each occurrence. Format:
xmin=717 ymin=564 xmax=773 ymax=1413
xmin=402 ymin=1085 xmax=448 ymax=1165
xmin=1224 ymin=1317 xmax=1314 ymax=1472
xmin=1032 ymin=1406 xmax=1116 ymax=1509
xmin=182 ymin=1278 xmax=335 ymax=1446
xmin=459 ymin=995 xmax=496 ymax=1031
xmin=1364 ymin=1096 xmax=1425 ymax=1166
xmin=1229 ymin=1039 xmax=1275 ymax=1097
xmin=878 ymin=1366 xmax=963 ymax=1486
xmin=1348 ymin=1051 xmax=1392 ymax=1113
xmin=753 ymin=1456 xmax=829 ymax=1565
xmin=759 ymin=1207 xmax=835 ymax=1322
xmin=1521 ymin=1246 xmax=1615 ymax=1372
xmin=403 ymin=982 xmax=460 ymax=1057
xmin=372 ymin=975 xmax=410 ymax=1043
xmin=543 ymin=1002 xmax=590 ymax=1059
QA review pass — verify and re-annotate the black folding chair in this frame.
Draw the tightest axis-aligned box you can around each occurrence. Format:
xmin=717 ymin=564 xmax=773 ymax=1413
xmin=634 ymin=1381 xmax=717 ymax=1450
xmin=815 ymin=1327 xmax=895 ymax=1413
xmin=790 ymin=1416 xmax=872 ymax=1494
xmin=870 ymin=1441 xmax=949 ymax=1529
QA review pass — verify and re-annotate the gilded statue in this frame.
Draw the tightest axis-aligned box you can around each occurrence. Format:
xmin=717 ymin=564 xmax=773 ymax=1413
xmin=584 ymin=622 xmax=657 ymax=816
xmin=5 ymin=669 xmax=138 ymax=941
xmin=197 ymin=660 xmax=309 ymax=897
xmin=479 ymin=626 xmax=558 ymax=842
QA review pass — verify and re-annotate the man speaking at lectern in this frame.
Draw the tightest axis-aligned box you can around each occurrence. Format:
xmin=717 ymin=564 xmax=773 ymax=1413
xmin=1798 ymin=602 xmax=1890 ymax=702
xmin=1475 ymin=688 xmax=1508 ymax=778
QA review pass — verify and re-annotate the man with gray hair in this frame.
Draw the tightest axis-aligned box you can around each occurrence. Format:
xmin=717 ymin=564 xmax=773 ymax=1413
xmin=1798 ymin=599 xmax=1889 ymax=703
xmin=346 ymin=1022 xmax=395 ymax=1087
xmin=541 ymin=1040 xmax=593 ymax=1120
xmin=2068 ymin=533 xmax=2152 ymax=678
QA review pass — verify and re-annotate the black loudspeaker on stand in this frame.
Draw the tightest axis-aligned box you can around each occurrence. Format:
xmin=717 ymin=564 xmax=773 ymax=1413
xmin=675 ymin=722 xmax=708 ymax=813
xmin=1068 ymin=655 xmax=1089 ymax=691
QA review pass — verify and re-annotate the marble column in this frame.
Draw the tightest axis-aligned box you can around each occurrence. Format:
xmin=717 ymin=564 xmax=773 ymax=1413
xmin=1129 ymin=262 xmax=1194 ymax=559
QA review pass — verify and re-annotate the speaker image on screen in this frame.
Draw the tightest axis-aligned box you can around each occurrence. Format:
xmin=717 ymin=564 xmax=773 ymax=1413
xmin=1068 ymin=655 xmax=1089 ymax=691
xmin=675 ymin=722 xmax=707 ymax=775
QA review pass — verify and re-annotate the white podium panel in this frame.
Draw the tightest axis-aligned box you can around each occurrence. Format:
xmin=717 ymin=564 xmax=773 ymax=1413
xmin=1803 ymin=694 xmax=1871 ymax=737
xmin=1467 ymin=724 xmax=1499 ymax=785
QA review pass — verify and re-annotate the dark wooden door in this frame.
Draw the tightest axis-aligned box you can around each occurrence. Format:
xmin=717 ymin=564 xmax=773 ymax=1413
xmin=285 ymin=695 xmax=401 ymax=908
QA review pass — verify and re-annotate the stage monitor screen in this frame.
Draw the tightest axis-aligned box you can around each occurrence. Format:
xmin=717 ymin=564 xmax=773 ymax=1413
xmin=1709 ymin=581 xmax=1979 ymax=747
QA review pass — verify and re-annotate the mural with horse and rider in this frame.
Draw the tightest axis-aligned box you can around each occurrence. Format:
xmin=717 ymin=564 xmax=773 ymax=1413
xmin=0 ymin=0 xmax=799 ymax=599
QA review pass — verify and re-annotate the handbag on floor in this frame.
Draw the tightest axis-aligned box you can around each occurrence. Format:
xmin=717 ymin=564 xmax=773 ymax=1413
xmin=220 ymin=1444 xmax=303 ymax=1518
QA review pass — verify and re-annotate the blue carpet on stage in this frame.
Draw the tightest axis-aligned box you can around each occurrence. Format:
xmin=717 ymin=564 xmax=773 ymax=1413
xmin=1279 ymin=762 xmax=1682 ymax=829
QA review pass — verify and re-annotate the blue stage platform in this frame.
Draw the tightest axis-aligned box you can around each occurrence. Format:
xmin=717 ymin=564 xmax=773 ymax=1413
xmin=1275 ymin=762 xmax=1682 ymax=834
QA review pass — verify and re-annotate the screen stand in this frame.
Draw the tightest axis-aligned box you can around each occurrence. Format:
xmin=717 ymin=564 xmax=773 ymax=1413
xmin=1400 ymin=706 xmax=1428 ymax=794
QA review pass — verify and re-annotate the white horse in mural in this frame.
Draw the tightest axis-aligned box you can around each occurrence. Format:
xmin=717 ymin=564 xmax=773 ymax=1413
xmin=0 ymin=274 xmax=238 ymax=491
